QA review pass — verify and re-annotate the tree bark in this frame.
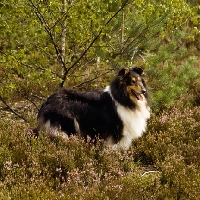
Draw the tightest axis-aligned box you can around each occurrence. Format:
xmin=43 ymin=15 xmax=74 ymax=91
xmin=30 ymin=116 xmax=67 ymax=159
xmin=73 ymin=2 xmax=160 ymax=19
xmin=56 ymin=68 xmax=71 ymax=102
xmin=60 ymin=0 xmax=67 ymax=76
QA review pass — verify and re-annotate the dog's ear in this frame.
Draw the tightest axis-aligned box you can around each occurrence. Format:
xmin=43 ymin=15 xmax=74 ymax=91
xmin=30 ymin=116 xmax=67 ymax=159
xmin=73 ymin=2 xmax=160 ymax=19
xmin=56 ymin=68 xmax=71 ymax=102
xmin=118 ymin=67 xmax=129 ymax=77
xmin=132 ymin=67 xmax=144 ymax=75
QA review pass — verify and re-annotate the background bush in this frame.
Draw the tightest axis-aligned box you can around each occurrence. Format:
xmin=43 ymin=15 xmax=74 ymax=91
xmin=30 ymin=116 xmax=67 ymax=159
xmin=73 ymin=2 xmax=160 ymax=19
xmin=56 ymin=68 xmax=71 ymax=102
xmin=1 ymin=0 xmax=199 ymax=112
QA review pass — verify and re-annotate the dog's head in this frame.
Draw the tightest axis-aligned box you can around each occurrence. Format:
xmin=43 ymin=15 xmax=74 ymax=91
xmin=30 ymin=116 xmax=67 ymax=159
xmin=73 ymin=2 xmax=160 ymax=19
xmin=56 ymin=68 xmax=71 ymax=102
xmin=114 ymin=67 xmax=149 ymax=106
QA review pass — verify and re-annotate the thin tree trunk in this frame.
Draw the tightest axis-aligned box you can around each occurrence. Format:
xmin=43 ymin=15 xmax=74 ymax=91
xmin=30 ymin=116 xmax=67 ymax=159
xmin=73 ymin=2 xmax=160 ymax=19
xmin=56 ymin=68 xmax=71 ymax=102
xmin=60 ymin=0 xmax=66 ymax=76
xmin=121 ymin=11 xmax=125 ymax=59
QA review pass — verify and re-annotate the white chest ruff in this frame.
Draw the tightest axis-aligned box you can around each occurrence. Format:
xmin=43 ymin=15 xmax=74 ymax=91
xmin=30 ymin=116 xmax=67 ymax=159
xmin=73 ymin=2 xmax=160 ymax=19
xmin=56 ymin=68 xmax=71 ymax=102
xmin=105 ymin=86 xmax=150 ymax=150
xmin=115 ymin=100 xmax=150 ymax=150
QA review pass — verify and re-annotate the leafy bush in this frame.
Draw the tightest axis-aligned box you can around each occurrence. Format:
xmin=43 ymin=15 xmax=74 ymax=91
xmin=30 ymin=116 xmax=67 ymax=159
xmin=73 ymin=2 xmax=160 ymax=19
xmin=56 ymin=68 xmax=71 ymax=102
xmin=1 ymin=0 xmax=199 ymax=111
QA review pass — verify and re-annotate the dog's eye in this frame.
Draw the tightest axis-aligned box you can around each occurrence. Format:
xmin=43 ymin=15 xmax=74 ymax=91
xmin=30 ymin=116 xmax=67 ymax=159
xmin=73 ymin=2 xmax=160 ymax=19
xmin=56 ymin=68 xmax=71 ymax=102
xmin=131 ymin=78 xmax=136 ymax=83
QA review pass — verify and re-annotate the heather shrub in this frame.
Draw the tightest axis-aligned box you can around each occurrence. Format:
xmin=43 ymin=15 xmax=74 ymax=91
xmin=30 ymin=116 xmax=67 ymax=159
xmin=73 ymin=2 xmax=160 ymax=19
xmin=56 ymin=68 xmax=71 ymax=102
xmin=0 ymin=120 xmax=138 ymax=199
xmin=137 ymin=103 xmax=200 ymax=164
xmin=131 ymin=103 xmax=200 ymax=199
xmin=158 ymin=155 xmax=200 ymax=200
xmin=0 ymin=102 xmax=200 ymax=199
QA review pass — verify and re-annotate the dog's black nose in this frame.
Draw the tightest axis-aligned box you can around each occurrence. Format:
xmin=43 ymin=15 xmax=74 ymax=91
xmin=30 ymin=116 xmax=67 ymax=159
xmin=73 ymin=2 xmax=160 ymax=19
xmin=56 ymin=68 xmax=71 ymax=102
xmin=142 ymin=88 xmax=146 ymax=94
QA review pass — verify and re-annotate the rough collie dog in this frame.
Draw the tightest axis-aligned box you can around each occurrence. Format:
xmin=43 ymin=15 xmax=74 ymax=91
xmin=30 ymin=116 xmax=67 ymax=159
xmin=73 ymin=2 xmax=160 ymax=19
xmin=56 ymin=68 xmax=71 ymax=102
xmin=33 ymin=67 xmax=150 ymax=150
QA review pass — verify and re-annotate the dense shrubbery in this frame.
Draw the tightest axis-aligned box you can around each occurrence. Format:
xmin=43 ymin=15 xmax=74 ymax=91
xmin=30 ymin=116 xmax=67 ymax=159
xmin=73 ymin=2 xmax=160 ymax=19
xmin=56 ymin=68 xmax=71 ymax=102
xmin=1 ymin=0 xmax=199 ymax=112
xmin=0 ymin=102 xmax=199 ymax=199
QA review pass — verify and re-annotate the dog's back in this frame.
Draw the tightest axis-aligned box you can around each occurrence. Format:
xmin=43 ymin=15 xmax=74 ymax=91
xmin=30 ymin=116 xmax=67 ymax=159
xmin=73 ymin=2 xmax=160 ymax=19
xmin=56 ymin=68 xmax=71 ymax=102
xmin=36 ymin=88 xmax=123 ymax=143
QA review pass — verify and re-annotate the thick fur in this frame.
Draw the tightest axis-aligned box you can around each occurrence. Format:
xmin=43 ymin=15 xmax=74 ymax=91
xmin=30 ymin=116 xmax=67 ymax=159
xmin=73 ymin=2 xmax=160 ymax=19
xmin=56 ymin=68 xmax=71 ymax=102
xmin=34 ymin=67 xmax=150 ymax=150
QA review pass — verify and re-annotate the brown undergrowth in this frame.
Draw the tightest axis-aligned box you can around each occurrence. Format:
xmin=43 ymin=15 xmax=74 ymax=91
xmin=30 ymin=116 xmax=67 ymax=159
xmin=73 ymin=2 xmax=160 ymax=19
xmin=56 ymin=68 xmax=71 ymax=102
xmin=0 ymin=103 xmax=199 ymax=199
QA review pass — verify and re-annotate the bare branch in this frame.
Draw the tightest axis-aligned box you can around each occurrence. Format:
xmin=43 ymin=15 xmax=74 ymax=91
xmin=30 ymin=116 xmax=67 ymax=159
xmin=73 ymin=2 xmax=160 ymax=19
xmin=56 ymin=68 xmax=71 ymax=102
xmin=28 ymin=0 xmax=67 ymax=73
xmin=73 ymin=68 xmax=114 ymax=88
xmin=60 ymin=0 xmax=130 ymax=86
xmin=1 ymin=51 xmax=62 ymax=79
xmin=0 ymin=96 xmax=28 ymax=122
xmin=29 ymin=0 xmax=130 ymax=87
xmin=141 ymin=171 xmax=160 ymax=177
xmin=0 ymin=62 xmax=39 ymax=120
xmin=51 ymin=6 xmax=73 ymax=29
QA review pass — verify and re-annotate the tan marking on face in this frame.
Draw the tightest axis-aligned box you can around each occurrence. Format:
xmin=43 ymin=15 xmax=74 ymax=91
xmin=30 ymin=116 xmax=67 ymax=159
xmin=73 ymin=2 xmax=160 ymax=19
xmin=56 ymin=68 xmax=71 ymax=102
xmin=127 ymin=85 xmax=143 ymax=103
xmin=127 ymin=85 xmax=142 ymax=94
xmin=137 ymin=77 xmax=141 ymax=81
xmin=127 ymin=86 xmax=137 ymax=102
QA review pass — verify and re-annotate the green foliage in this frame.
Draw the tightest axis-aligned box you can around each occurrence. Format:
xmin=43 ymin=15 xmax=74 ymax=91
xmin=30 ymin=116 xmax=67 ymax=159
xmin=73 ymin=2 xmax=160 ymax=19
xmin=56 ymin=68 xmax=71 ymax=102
xmin=0 ymin=0 xmax=59 ymax=100
xmin=146 ymin=30 xmax=199 ymax=111
xmin=1 ymin=0 xmax=199 ymax=109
